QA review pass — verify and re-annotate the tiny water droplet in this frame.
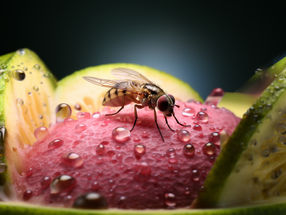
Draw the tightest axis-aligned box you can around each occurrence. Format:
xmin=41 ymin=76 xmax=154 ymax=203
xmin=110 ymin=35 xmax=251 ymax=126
xmin=112 ymin=127 xmax=130 ymax=143
xmin=41 ymin=176 xmax=51 ymax=189
xmin=34 ymin=126 xmax=48 ymax=139
xmin=33 ymin=86 xmax=39 ymax=91
xmin=134 ymin=144 xmax=146 ymax=159
xmin=177 ymin=129 xmax=191 ymax=143
xmin=183 ymin=143 xmax=195 ymax=158
xmin=73 ymin=192 xmax=108 ymax=209
xmin=182 ymin=107 xmax=195 ymax=117
xmin=16 ymin=98 xmax=24 ymax=105
xmin=17 ymin=49 xmax=25 ymax=55
xmin=96 ymin=144 xmax=105 ymax=155
xmin=193 ymin=124 xmax=202 ymax=131
xmin=74 ymin=103 xmax=82 ymax=111
xmin=135 ymin=162 xmax=151 ymax=177
xmin=77 ymin=112 xmax=90 ymax=119
xmin=192 ymin=169 xmax=200 ymax=182
xmin=209 ymin=132 xmax=220 ymax=143
xmin=196 ymin=111 xmax=208 ymax=123
xmin=164 ymin=193 xmax=176 ymax=208
xmin=75 ymin=123 xmax=87 ymax=133
xmin=141 ymin=131 xmax=149 ymax=138
xmin=203 ymin=142 xmax=216 ymax=156
xmin=33 ymin=64 xmax=41 ymax=70
xmin=91 ymin=181 xmax=100 ymax=191
xmin=48 ymin=139 xmax=64 ymax=149
xmin=13 ymin=69 xmax=25 ymax=81
xmin=92 ymin=112 xmax=101 ymax=118
xmin=56 ymin=103 xmax=72 ymax=122
xmin=62 ymin=152 xmax=84 ymax=168
xmin=205 ymin=88 xmax=224 ymax=106
xmin=50 ymin=175 xmax=76 ymax=194
xmin=23 ymin=189 xmax=33 ymax=200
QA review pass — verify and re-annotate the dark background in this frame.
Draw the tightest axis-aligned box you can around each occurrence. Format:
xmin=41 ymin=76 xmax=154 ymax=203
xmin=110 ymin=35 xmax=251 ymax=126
xmin=1 ymin=1 xmax=285 ymax=98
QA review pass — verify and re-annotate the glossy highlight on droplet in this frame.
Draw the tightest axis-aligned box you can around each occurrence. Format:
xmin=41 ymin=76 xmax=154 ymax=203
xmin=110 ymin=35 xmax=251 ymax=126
xmin=183 ymin=143 xmax=195 ymax=158
xmin=182 ymin=107 xmax=195 ymax=117
xmin=62 ymin=152 xmax=84 ymax=168
xmin=56 ymin=103 xmax=72 ymax=123
xmin=134 ymin=144 xmax=146 ymax=159
xmin=50 ymin=175 xmax=76 ymax=194
xmin=34 ymin=126 xmax=48 ymax=140
xmin=112 ymin=127 xmax=130 ymax=143
xmin=177 ymin=129 xmax=191 ymax=143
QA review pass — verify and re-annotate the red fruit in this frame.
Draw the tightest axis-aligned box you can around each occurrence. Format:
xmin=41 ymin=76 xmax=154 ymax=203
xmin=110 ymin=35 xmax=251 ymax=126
xmin=11 ymin=101 xmax=239 ymax=209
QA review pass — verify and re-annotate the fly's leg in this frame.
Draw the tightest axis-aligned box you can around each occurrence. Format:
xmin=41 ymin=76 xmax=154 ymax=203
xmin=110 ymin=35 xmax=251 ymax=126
xmin=130 ymin=104 xmax=144 ymax=132
xmin=154 ymin=109 xmax=165 ymax=142
xmin=172 ymin=111 xmax=191 ymax=127
xmin=164 ymin=116 xmax=175 ymax=132
xmin=105 ymin=96 xmax=125 ymax=116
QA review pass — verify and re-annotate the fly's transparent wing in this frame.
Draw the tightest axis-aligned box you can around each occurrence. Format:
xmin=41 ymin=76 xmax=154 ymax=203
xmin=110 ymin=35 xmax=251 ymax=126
xmin=111 ymin=67 xmax=153 ymax=84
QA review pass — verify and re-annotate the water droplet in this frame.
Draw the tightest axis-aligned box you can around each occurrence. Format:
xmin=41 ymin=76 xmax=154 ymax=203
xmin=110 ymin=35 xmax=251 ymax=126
xmin=196 ymin=111 xmax=208 ymax=123
xmin=203 ymin=142 xmax=216 ymax=156
xmin=164 ymin=193 xmax=176 ymax=208
xmin=177 ymin=129 xmax=191 ymax=143
xmin=112 ymin=127 xmax=130 ymax=143
xmin=23 ymin=189 xmax=33 ymax=200
xmin=33 ymin=64 xmax=41 ymax=70
xmin=16 ymin=98 xmax=24 ymax=105
xmin=166 ymin=148 xmax=176 ymax=157
xmin=96 ymin=144 xmax=105 ymax=155
xmin=91 ymin=181 xmax=100 ymax=191
xmin=56 ymin=103 xmax=72 ymax=122
xmin=168 ymin=157 xmax=178 ymax=164
xmin=48 ymin=139 xmax=64 ymax=149
xmin=62 ymin=152 xmax=84 ymax=168
xmin=33 ymin=86 xmax=39 ymax=91
xmin=205 ymin=88 xmax=224 ymax=106
xmin=73 ymin=192 xmax=108 ymax=209
xmin=209 ymin=132 xmax=220 ymax=143
xmin=135 ymin=162 xmax=151 ymax=177
xmin=13 ymin=69 xmax=25 ymax=81
xmin=183 ymin=143 xmax=195 ymax=158
xmin=77 ymin=112 xmax=90 ymax=119
xmin=34 ymin=126 xmax=48 ymax=139
xmin=192 ymin=169 xmax=200 ymax=182
xmin=41 ymin=176 xmax=51 ymax=189
xmin=74 ymin=103 xmax=82 ymax=111
xmin=75 ymin=123 xmax=87 ymax=133
xmin=141 ymin=131 xmax=149 ymax=138
xmin=92 ymin=112 xmax=101 ymax=118
xmin=193 ymin=124 xmax=202 ymax=131
xmin=182 ymin=107 xmax=195 ymax=117
xmin=107 ymin=150 xmax=115 ymax=157
xmin=50 ymin=175 xmax=76 ymax=194
xmin=134 ymin=144 xmax=146 ymax=159
xmin=17 ymin=49 xmax=25 ymax=55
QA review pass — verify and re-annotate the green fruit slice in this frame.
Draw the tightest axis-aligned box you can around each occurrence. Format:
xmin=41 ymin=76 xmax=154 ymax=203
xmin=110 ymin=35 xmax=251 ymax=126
xmin=55 ymin=64 xmax=202 ymax=119
xmin=0 ymin=49 xmax=57 ymax=178
xmin=196 ymin=65 xmax=286 ymax=208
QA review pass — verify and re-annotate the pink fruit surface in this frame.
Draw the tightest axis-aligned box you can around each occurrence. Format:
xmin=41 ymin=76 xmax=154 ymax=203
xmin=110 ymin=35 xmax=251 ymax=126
xmin=11 ymin=100 xmax=240 ymax=209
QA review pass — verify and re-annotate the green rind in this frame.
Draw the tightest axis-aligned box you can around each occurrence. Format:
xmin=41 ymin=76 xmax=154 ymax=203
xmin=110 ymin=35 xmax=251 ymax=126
xmin=196 ymin=68 xmax=286 ymax=207
xmin=2 ymin=201 xmax=286 ymax=215
xmin=57 ymin=63 xmax=203 ymax=102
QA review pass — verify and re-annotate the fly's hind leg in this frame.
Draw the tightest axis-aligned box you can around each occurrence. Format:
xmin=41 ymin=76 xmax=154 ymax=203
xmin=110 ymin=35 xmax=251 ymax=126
xmin=130 ymin=104 xmax=144 ymax=132
xmin=105 ymin=96 xmax=125 ymax=116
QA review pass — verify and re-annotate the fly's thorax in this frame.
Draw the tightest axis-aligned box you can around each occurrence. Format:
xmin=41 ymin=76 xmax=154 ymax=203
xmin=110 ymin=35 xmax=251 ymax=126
xmin=141 ymin=83 xmax=165 ymax=109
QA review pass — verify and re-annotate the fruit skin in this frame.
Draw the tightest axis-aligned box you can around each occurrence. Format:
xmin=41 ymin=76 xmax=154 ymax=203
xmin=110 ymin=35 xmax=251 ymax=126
xmin=195 ymin=64 xmax=286 ymax=208
xmin=11 ymin=101 xmax=239 ymax=209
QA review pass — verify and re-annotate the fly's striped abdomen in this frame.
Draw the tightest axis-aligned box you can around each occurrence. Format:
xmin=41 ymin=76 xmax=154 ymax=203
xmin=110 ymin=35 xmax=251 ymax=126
xmin=102 ymin=88 xmax=134 ymax=107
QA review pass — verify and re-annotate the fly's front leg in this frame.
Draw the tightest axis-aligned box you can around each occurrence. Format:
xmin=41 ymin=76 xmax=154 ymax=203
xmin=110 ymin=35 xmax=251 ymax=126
xmin=164 ymin=116 xmax=175 ymax=132
xmin=154 ymin=109 xmax=164 ymax=142
xmin=130 ymin=104 xmax=144 ymax=132
xmin=173 ymin=111 xmax=191 ymax=127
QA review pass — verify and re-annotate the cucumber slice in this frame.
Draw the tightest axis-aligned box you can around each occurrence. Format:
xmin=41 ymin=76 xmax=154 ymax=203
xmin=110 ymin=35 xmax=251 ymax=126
xmin=196 ymin=67 xmax=286 ymax=207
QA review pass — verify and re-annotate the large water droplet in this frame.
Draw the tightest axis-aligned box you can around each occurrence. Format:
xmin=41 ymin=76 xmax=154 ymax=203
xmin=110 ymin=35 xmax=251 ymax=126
xmin=134 ymin=144 xmax=146 ymax=159
xmin=73 ymin=192 xmax=108 ymax=209
xmin=112 ymin=127 xmax=130 ymax=143
xmin=13 ymin=69 xmax=25 ymax=81
xmin=202 ymin=142 xmax=216 ymax=156
xmin=62 ymin=152 xmax=84 ymax=168
xmin=177 ymin=129 xmax=191 ymax=143
xmin=23 ymin=189 xmax=33 ymax=200
xmin=50 ymin=175 xmax=76 ymax=194
xmin=196 ymin=111 xmax=208 ymax=123
xmin=182 ymin=107 xmax=195 ymax=117
xmin=164 ymin=193 xmax=176 ymax=208
xmin=34 ymin=126 xmax=48 ymax=139
xmin=56 ymin=103 xmax=72 ymax=122
xmin=48 ymin=139 xmax=64 ymax=149
xmin=209 ymin=132 xmax=220 ymax=143
xmin=183 ymin=143 xmax=195 ymax=158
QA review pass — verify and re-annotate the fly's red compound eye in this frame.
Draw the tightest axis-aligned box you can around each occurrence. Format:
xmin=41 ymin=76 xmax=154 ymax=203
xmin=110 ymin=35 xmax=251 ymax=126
xmin=157 ymin=95 xmax=170 ymax=112
xmin=168 ymin=94 xmax=175 ymax=104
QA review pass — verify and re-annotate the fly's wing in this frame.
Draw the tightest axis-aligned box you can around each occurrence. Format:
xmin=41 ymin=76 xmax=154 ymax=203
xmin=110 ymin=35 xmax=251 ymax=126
xmin=111 ymin=67 xmax=154 ymax=84
xmin=83 ymin=76 xmax=142 ymax=93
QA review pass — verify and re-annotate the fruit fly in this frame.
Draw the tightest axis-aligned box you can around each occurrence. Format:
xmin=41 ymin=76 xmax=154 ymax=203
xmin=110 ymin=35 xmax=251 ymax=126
xmin=83 ymin=68 xmax=188 ymax=142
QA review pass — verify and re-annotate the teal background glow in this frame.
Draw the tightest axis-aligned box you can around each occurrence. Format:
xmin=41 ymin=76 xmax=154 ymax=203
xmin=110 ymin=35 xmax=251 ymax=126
xmin=1 ymin=1 xmax=285 ymax=98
